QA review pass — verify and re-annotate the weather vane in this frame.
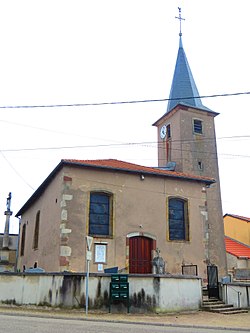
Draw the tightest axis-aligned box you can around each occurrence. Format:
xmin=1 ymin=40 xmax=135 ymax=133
xmin=175 ymin=7 xmax=185 ymax=37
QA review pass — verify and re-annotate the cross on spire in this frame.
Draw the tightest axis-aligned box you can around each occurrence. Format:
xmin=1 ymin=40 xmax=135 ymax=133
xmin=175 ymin=7 xmax=185 ymax=37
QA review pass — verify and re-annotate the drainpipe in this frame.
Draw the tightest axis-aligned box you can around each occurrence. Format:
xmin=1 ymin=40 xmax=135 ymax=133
xmin=201 ymin=186 xmax=210 ymax=264
xmin=15 ymin=217 xmax=22 ymax=272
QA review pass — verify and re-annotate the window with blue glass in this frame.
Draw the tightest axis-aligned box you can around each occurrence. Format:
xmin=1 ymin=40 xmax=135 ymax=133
xmin=168 ymin=198 xmax=189 ymax=241
xmin=89 ymin=192 xmax=112 ymax=236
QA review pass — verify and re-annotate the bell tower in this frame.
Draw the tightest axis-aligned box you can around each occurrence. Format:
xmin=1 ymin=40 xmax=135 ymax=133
xmin=153 ymin=8 xmax=227 ymax=279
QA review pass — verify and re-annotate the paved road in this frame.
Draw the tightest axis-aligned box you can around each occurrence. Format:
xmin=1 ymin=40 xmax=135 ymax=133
xmin=0 ymin=314 xmax=245 ymax=333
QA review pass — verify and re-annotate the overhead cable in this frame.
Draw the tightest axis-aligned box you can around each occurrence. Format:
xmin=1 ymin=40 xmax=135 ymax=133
xmin=0 ymin=91 xmax=250 ymax=109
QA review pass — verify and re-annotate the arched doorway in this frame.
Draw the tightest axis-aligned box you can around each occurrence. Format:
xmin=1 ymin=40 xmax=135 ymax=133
xmin=129 ymin=236 xmax=154 ymax=274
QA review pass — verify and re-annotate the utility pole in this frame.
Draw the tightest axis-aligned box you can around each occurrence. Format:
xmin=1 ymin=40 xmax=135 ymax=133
xmin=85 ymin=236 xmax=93 ymax=315
xmin=3 ymin=192 xmax=12 ymax=249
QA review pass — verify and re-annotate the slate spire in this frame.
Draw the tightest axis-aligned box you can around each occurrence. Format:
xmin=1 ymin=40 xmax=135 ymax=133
xmin=167 ymin=9 xmax=211 ymax=113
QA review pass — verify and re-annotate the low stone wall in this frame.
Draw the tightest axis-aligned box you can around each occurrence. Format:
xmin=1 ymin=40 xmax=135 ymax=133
xmin=0 ymin=273 xmax=202 ymax=313
xmin=221 ymin=282 xmax=250 ymax=308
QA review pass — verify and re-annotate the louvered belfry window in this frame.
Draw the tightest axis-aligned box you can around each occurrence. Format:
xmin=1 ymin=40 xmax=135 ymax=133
xmin=89 ymin=192 xmax=112 ymax=236
xmin=193 ymin=119 xmax=203 ymax=134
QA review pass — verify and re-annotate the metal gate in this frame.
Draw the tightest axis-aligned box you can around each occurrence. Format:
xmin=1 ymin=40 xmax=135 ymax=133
xmin=207 ymin=265 xmax=219 ymax=299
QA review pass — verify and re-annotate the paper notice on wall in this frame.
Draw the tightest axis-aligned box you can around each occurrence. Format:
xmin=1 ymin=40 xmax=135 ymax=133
xmin=97 ymin=264 xmax=103 ymax=271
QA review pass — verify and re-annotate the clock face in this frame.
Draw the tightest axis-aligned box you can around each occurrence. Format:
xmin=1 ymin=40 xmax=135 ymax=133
xmin=160 ymin=125 xmax=167 ymax=139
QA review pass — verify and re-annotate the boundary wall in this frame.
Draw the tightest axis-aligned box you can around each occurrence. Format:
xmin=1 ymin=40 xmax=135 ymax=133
xmin=0 ymin=273 xmax=202 ymax=313
xmin=221 ymin=282 xmax=250 ymax=309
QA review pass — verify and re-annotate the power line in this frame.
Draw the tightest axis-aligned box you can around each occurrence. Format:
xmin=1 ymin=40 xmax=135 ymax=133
xmin=1 ymin=135 xmax=249 ymax=149
xmin=1 ymin=140 xmax=250 ymax=159
xmin=0 ymin=91 xmax=250 ymax=109
xmin=1 ymin=115 xmax=250 ymax=147
xmin=0 ymin=151 xmax=34 ymax=190
xmin=1 ymin=118 xmax=250 ymax=144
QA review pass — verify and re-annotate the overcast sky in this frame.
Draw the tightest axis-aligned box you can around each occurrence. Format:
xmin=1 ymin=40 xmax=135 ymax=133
xmin=1 ymin=0 xmax=250 ymax=234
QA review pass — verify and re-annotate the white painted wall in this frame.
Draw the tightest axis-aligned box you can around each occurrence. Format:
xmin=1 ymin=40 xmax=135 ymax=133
xmin=0 ymin=273 xmax=202 ymax=313
xmin=221 ymin=283 xmax=250 ymax=308
xmin=129 ymin=276 xmax=202 ymax=312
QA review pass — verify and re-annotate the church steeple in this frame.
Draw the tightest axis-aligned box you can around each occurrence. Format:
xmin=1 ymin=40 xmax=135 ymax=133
xmin=166 ymin=9 xmax=211 ymax=113
xmin=153 ymin=8 xmax=227 ymax=281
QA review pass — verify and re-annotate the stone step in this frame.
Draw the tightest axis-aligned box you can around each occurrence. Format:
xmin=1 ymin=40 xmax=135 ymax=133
xmin=203 ymin=300 xmax=224 ymax=305
xmin=211 ymin=306 xmax=236 ymax=312
xmin=202 ymin=288 xmax=208 ymax=296
xmin=202 ymin=296 xmax=248 ymax=315
xmin=212 ymin=308 xmax=248 ymax=315
xmin=202 ymin=303 xmax=234 ymax=310
xmin=202 ymin=296 xmax=219 ymax=302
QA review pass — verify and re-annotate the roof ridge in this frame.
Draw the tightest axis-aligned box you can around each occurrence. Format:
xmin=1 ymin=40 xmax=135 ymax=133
xmin=225 ymin=235 xmax=250 ymax=249
xmin=62 ymin=158 xmax=214 ymax=183
xmin=16 ymin=158 xmax=215 ymax=217
xmin=224 ymin=213 xmax=250 ymax=222
xmin=225 ymin=237 xmax=250 ymax=259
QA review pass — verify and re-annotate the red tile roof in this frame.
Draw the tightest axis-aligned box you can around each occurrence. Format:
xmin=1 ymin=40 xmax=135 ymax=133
xmin=62 ymin=159 xmax=214 ymax=183
xmin=224 ymin=214 xmax=250 ymax=223
xmin=225 ymin=236 xmax=250 ymax=259
xmin=16 ymin=158 xmax=215 ymax=217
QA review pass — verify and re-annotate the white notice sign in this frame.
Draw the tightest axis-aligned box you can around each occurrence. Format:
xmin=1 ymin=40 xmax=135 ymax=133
xmin=95 ymin=244 xmax=106 ymax=263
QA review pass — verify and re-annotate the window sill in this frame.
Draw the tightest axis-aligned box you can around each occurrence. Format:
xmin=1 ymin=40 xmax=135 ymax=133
xmin=167 ymin=239 xmax=190 ymax=243
xmin=89 ymin=235 xmax=113 ymax=239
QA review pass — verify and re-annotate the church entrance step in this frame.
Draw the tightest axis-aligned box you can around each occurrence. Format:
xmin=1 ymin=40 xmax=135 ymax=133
xmin=202 ymin=296 xmax=249 ymax=315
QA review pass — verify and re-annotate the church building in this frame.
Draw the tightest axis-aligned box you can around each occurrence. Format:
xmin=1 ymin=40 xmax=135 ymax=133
xmin=16 ymin=15 xmax=227 ymax=281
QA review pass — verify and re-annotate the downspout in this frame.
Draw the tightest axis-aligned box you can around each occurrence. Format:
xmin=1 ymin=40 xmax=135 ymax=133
xmin=15 ymin=217 xmax=22 ymax=272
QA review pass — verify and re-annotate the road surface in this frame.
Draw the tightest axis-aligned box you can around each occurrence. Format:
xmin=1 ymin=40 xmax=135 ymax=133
xmin=0 ymin=314 xmax=244 ymax=333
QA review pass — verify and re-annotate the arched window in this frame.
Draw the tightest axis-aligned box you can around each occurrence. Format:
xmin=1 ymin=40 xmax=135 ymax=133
xmin=168 ymin=198 xmax=189 ymax=241
xmin=20 ymin=224 xmax=26 ymax=256
xmin=33 ymin=210 xmax=40 ymax=249
xmin=89 ymin=192 xmax=113 ymax=236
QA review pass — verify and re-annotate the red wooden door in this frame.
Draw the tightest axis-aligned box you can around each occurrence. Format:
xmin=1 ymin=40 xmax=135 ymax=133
xmin=129 ymin=236 xmax=153 ymax=274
